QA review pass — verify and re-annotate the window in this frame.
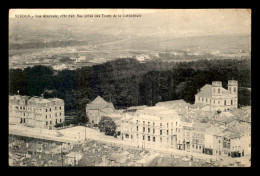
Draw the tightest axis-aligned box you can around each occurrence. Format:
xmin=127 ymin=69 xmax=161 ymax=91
xmin=46 ymin=121 xmax=48 ymax=125
xmin=137 ymin=126 xmax=138 ymax=131
xmin=60 ymin=106 xmax=61 ymax=110
xmin=148 ymin=128 xmax=150 ymax=133
xmin=224 ymin=100 xmax=226 ymax=105
xmin=153 ymin=129 xmax=155 ymax=134
xmin=160 ymin=123 xmax=162 ymax=127
xmin=143 ymin=135 xmax=145 ymax=140
xmin=160 ymin=130 xmax=162 ymax=135
xmin=176 ymin=122 xmax=177 ymax=126
xmin=234 ymin=87 xmax=236 ymax=93
xmin=167 ymin=123 xmax=168 ymax=128
xmin=60 ymin=119 xmax=62 ymax=123
xmin=143 ymin=121 xmax=145 ymax=125
xmin=136 ymin=120 xmax=138 ymax=123
xmin=218 ymin=88 xmax=220 ymax=94
xmin=55 ymin=107 xmax=57 ymax=110
xmin=46 ymin=109 xmax=48 ymax=112
xmin=160 ymin=138 xmax=162 ymax=143
xmin=148 ymin=122 xmax=150 ymax=126
xmin=153 ymin=122 xmax=155 ymax=127
xmin=56 ymin=119 xmax=57 ymax=124
xmin=153 ymin=137 xmax=156 ymax=142
xmin=171 ymin=129 xmax=173 ymax=135
xmin=231 ymin=100 xmax=233 ymax=105
xmin=50 ymin=121 xmax=52 ymax=125
xmin=148 ymin=136 xmax=150 ymax=141
xmin=60 ymin=112 xmax=62 ymax=116
xmin=167 ymin=130 xmax=169 ymax=135
xmin=143 ymin=127 xmax=145 ymax=133
xmin=50 ymin=108 xmax=51 ymax=112
xmin=46 ymin=115 xmax=47 ymax=119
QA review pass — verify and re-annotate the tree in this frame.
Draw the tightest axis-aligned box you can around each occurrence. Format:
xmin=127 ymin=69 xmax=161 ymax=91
xmin=98 ymin=116 xmax=117 ymax=136
xmin=77 ymin=111 xmax=88 ymax=124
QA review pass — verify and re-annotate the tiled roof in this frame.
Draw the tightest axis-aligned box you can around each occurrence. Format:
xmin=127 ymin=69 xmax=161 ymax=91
xmin=222 ymin=130 xmax=241 ymax=139
xmin=195 ymin=84 xmax=212 ymax=98
xmin=155 ymin=99 xmax=188 ymax=108
xmin=196 ymin=84 xmax=232 ymax=98
xmin=86 ymin=96 xmax=114 ymax=110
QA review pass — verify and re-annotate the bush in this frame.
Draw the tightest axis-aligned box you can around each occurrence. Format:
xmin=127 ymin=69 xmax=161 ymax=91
xmin=98 ymin=116 xmax=117 ymax=136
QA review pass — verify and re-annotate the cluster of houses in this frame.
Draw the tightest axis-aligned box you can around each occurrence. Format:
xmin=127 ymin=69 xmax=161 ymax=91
xmin=85 ymin=80 xmax=251 ymax=158
xmin=9 ymin=80 xmax=251 ymax=159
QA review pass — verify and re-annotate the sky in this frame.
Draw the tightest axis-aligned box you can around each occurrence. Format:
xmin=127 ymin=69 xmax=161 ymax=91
xmin=9 ymin=9 xmax=251 ymax=38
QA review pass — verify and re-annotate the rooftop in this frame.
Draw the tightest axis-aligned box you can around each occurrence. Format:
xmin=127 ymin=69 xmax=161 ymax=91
xmin=86 ymin=96 xmax=114 ymax=110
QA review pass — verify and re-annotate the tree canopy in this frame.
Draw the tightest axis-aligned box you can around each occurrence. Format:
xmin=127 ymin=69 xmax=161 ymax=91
xmin=9 ymin=57 xmax=251 ymax=123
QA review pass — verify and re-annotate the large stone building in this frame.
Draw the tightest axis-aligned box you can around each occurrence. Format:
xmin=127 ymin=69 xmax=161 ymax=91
xmin=86 ymin=96 xmax=115 ymax=125
xmin=195 ymin=80 xmax=238 ymax=111
xmin=121 ymin=106 xmax=182 ymax=150
xmin=9 ymin=94 xmax=65 ymax=129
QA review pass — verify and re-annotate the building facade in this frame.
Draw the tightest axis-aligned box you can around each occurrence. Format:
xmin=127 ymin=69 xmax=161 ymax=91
xmin=9 ymin=94 xmax=65 ymax=129
xmin=86 ymin=96 xmax=115 ymax=125
xmin=195 ymin=80 xmax=238 ymax=111
xmin=121 ymin=106 xmax=181 ymax=150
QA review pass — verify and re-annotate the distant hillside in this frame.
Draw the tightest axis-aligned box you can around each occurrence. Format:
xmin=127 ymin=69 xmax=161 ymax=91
xmin=98 ymin=33 xmax=251 ymax=54
xmin=9 ymin=17 xmax=250 ymax=54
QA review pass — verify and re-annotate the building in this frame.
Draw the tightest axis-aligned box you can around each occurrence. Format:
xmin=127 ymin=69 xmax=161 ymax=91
xmin=65 ymin=152 xmax=83 ymax=166
xmin=9 ymin=94 xmax=65 ymax=129
xmin=121 ymin=106 xmax=181 ymax=150
xmin=86 ymin=96 xmax=115 ymax=125
xmin=9 ymin=95 xmax=30 ymax=125
xmin=182 ymin=121 xmax=210 ymax=153
xmin=204 ymin=125 xmax=223 ymax=155
xmin=195 ymin=80 xmax=238 ymax=111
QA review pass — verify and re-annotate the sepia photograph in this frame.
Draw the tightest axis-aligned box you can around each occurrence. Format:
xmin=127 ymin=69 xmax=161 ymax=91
xmin=8 ymin=9 xmax=251 ymax=167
